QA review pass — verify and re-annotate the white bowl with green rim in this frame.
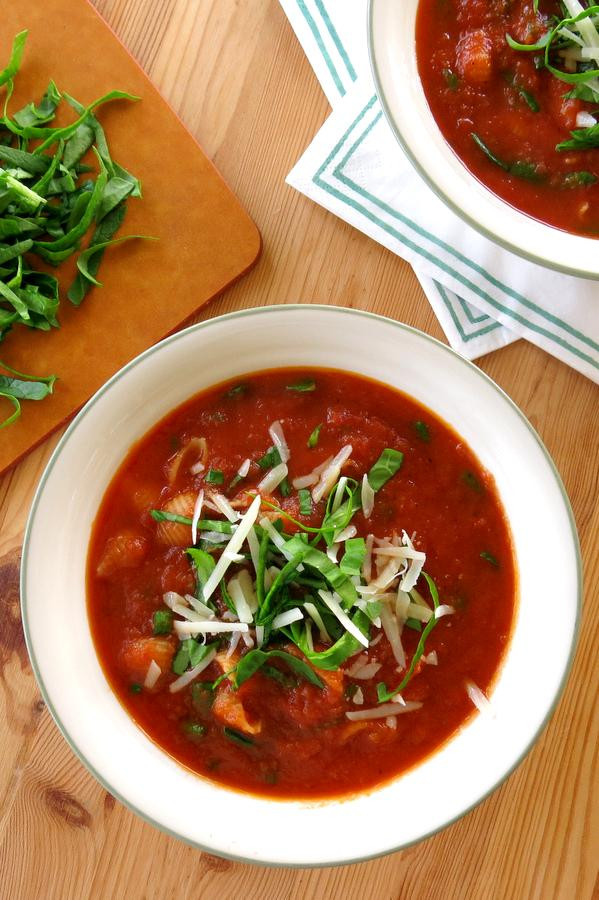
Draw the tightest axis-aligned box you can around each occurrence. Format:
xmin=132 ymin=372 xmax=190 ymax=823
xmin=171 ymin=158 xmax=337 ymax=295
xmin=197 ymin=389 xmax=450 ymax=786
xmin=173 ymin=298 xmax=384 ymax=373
xmin=21 ymin=305 xmax=580 ymax=866
xmin=368 ymin=0 xmax=599 ymax=279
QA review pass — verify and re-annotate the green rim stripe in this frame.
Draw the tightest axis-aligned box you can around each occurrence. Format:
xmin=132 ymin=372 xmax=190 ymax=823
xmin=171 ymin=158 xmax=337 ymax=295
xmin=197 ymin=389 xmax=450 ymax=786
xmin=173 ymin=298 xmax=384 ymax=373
xmin=296 ymin=0 xmax=346 ymax=96
xmin=20 ymin=305 xmax=582 ymax=867
xmin=311 ymin=97 xmax=599 ymax=371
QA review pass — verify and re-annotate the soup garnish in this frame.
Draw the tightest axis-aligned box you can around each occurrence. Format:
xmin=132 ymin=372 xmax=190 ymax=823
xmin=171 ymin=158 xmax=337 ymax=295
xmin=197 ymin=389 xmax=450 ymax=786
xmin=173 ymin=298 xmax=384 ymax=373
xmin=88 ymin=369 xmax=515 ymax=799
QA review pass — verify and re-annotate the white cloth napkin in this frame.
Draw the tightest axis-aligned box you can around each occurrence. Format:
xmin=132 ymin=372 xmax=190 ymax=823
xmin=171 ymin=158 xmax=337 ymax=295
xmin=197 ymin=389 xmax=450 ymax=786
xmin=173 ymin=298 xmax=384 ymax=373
xmin=280 ymin=0 xmax=599 ymax=384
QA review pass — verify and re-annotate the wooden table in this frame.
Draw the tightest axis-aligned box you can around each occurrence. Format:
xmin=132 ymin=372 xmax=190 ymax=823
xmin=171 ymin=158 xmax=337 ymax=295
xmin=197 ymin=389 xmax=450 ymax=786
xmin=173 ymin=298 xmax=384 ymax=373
xmin=1 ymin=1 xmax=597 ymax=897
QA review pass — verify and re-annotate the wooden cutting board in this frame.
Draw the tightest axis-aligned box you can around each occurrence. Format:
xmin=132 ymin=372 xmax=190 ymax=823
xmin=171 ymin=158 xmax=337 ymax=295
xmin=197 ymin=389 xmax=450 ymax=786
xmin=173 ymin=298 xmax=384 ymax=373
xmin=0 ymin=0 xmax=261 ymax=475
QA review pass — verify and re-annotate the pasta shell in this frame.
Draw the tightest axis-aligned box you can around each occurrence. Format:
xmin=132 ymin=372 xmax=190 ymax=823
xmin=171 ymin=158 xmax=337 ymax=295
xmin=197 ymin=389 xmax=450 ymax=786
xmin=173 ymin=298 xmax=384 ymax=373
xmin=155 ymin=491 xmax=195 ymax=546
xmin=96 ymin=531 xmax=147 ymax=577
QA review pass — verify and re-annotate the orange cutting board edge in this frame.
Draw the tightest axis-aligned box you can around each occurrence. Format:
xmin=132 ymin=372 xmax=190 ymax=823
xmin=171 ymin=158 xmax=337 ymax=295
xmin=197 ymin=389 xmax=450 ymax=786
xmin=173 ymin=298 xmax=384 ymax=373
xmin=0 ymin=0 xmax=261 ymax=477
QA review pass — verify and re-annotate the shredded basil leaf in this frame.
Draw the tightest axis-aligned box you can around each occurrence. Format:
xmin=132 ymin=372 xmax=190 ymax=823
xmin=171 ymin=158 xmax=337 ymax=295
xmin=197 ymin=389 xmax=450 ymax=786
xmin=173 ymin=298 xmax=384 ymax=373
xmin=339 ymin=537 xmax=366 ymax=577
xmin=413 ymin=420 xmax=430 ymax=442
xmin=152 ymin=609 xmax=172 ymax=635
xmin=307 ymin=422 xmax=323 ymax=447
xmin=235 ymin=648 xmax=324 ymax=689
xmin=286 ymin=378 xmax=316 ymax=392
xmin=205 ymin=469 xmax=224 ymax=484
xmin=367 ymin=448 xmax=404 ymax=491
xmin=298 ymin=488 xmax=312 ymax=516
xmin=223 ymin=727 xmax=254 ymax=747
xmin=257 ymin=446 xmax=281 ymax=469
xmin=480 ymin=551 xmax=500 ymax=567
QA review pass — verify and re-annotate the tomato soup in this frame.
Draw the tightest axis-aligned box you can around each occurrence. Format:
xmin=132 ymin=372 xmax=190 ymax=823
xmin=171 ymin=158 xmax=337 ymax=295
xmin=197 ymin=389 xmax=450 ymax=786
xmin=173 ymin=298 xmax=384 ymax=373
xmin=87 ymin=369 xmax=516 ymax=799
xmin=416 ymin=0 xmax=599 ymax=236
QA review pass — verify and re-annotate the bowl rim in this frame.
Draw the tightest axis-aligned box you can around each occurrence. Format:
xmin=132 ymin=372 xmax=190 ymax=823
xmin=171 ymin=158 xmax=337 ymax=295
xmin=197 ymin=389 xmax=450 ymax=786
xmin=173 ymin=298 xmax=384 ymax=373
xmin=367 ymin=0 xmax=599 ymax=281
xmin=20 ymin=304 xmax=582 ymax=867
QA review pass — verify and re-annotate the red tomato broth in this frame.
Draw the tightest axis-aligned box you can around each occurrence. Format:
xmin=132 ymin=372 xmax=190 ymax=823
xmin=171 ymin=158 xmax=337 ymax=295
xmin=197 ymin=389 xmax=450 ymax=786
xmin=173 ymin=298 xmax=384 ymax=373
xmin=416 ymin=0 xmax=599 ymax=236
xmin=87 ymin=368 xmax=516 ymax=800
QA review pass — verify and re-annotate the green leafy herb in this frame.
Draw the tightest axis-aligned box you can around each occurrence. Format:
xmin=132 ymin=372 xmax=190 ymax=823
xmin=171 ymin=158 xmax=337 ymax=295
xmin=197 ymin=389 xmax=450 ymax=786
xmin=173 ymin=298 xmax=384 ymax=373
xmin=152 ymin=609 xmax=173 ymax=635
xmin=223 ymin=727 xmax=254 ymax=747
xmin=182 ymin=721 xmax=206 ymax=740
xmin=286 ymin=378 xmax=316 ymax=392
xmin=307 ymin=423 xmax=323 ymax=447
xmin=262 ymin=665 xmax=298 ymax=689
xmin=557 ymin=124 xmax=599 ymax=152
xmin=0 ymin=30 xmax=150 ymax=426
xmin=344 ymin=683 xmax=359 ymax=700
xmin=413 ymin=420 xmax=430 ymax=442
xmin=0 ymin=361 xmax=56 ymax=427
xmin=191 ymin=682 xmax=214 ymax=716
xmin=129 ymin=682 xmax=142 ymax=694
xmin=405 ymin=617 xmax=422 ymax=632
xmin=279 ymin=476 xmax=290 ymax=498
xmin=562 ymin=170 xmax=598 ymax=187
xmin=257 ymin=446 xmax=281 ymax=469
xmin=339 ymin=537 xmax=366 ymax=577
xmin=471 ymin=133 xmax=543 ymax=181
xmin=284 ymin=609 xmax=370 ymax=671
xmin=226 ymin=384 xmax=247 ymax=397
xmin=235 ymin=648 xmax=324 ymax=689
xmin=298 ymin=488 xmax=312 ymax=516
xmin=150 ymin=509 xmax=192 ymax=526
xmin=186 ymin=548 xmax=216 ymax=603
xmin=367 ymin=448 xmax=404 ymax=491
xmin=480 ymin=551 xmax=499 ymax=567
xmin=206 ymin=469 xmax=224 ymax=485
xmin=172 ymin=639 xmax=216 ymax=675
xmin=442 ymin=67 xmax=459 ymax=90
xmin=462 ymin=471 xmax=483 ymax=493
xmin=284 ymin=535 xmax=358 ymax=610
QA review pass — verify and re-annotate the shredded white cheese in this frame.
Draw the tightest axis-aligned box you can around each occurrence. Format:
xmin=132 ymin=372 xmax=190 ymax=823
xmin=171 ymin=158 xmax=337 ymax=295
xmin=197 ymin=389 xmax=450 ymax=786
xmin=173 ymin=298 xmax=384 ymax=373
xmin=237 ymin=457 xmax=251 ymax=478
xmin=380 ymin=601 xmax=406 ymax=668
xmin=318 ymin=589 xmax=369 ymax=648
xmin=227 ymin=574 xmax=254 ymax=624
xmin=258 ymin=462 xmax=288 ymax=494
xmin=351 ymin=661 xmax=382 ymax=680
xmin=191 ymin=488 xmax=204 ymax=546
xmin=361 ymin=473 xmax=375 ymax=518
xmin=143 ymin=659 xmax=161 ymax=689
xmin=183 ymin=593 xmax=215 ymax=618
xmin=435 ymin=604 xmax=455 ymax=620
xmin=211 ymin=492 xmax=239 ymax=523
xmin=246 ymin=525 xmax=261 ymax=575
xmin=226 ymin=631 xmax=241 ymax=658
xmin=200 ymin=495 xmax=261 ymax=603
xmin=272 ymin=607 xmax=303 ymax=629
xmin=466 ymin=680 xmax=494 ymax=717
xmin=269 ymin=421 xmax=290 ymax=463
xmin=292 ymin=455 xmax=333 ymax=490
xmin=169 ymin=648 xmax=217 ymax=693
xmin=312 ymin=445 xmax=352 ymax=503
xmin=174 ymin=620 xmax=249 ymax=636
xmin=346 ymin=701 xmax=423 ymax=721
xmin=331 ymin=476 xmax=348 ymax=513
xmin=333 ymin=525 xmax=357 ymax=544
xmin=304 ymin=602 xmax=331 ymax=643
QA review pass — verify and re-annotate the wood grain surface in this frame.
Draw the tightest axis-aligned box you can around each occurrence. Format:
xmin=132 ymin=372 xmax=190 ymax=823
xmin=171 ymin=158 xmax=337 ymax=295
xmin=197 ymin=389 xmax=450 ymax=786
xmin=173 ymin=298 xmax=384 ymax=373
xmin=0 ymin=1 xmax=597 ymax=898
